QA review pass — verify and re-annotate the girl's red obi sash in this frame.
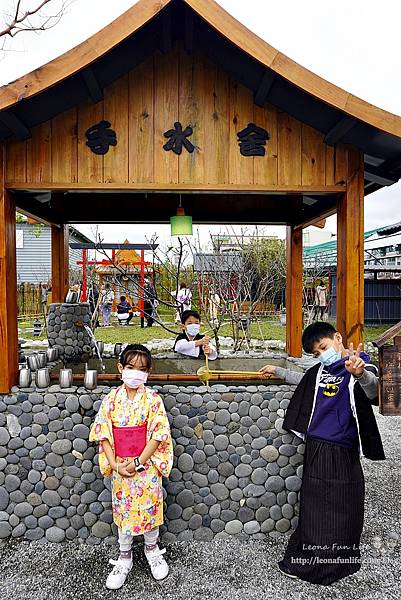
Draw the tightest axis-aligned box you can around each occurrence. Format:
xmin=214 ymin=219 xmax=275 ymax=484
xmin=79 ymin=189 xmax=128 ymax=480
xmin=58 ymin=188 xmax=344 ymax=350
xmin=112 ymin=424 xmax=147 ymax=457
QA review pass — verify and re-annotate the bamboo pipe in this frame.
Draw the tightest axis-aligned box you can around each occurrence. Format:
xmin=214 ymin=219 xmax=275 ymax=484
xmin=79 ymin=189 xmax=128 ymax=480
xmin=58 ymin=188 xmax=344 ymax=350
xmin=50 ymin=372 xmax=278 ymax=383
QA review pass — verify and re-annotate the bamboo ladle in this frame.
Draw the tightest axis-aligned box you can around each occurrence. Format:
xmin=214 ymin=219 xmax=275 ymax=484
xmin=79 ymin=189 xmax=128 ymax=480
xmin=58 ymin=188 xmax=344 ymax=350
xmin=196 ymin=365 xmax=273 ymax=384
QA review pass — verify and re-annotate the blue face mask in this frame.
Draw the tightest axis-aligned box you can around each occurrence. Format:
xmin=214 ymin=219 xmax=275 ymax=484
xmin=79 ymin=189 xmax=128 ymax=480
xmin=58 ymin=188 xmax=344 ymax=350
xmin=319 ymin=345 xmax=342 ymax=366
xmin=186 ymin=323 xmax=200 ymax=337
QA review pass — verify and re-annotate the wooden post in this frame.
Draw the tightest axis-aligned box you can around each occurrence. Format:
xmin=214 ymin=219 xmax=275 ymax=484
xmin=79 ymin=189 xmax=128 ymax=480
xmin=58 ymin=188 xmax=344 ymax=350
xmin=336 ymin=147 xmax=364 ymax=347
xmin=51 ymin=224 xmax=69 ymax=302
xmin=286 ymin=225 xmax=303 ymax=357
xmin=140 ymin=249 xmax=145 ymax=328
xmin=81 ymin=248 xmax=87 ymax=301
xmin=0 ymin=146 xmax=18 ymax=392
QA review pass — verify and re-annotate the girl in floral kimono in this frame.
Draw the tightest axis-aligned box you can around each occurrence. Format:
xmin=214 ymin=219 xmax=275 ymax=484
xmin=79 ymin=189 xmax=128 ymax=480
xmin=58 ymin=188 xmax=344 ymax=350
xmin=89 ymin=344 xmax=173 ymax=590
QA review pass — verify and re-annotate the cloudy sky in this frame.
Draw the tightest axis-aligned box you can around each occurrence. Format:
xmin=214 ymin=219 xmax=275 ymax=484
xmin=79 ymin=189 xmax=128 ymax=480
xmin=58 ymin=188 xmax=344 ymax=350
xmin=1 ymin=0 xmax=401 ymax=247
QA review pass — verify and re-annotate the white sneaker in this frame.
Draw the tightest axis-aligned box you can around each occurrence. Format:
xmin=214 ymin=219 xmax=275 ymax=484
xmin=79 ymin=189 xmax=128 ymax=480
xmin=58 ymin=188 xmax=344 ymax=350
xmin=144 ymin=546 xmax=169 ymax=580
xmin=106 ymin=558 xmax=133 ymax=590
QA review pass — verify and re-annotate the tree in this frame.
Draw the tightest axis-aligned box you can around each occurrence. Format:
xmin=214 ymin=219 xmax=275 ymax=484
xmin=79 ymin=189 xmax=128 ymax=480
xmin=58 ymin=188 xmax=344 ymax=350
xmin=0 ymin=0 xmax=73 ymax=50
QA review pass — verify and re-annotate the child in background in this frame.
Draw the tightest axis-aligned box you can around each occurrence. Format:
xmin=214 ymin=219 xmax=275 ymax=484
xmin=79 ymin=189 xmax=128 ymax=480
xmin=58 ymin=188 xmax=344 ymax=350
xmin=174 ymin=309 xmax=217 ymax=360
xmin=89 ymin=344 xmax=173 ymax=590
xmin=259 ymin=322 xmax=385 ymax=585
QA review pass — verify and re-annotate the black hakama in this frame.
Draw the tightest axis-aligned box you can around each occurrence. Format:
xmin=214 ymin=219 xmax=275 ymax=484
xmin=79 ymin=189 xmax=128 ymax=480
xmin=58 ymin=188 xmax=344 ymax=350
xmin=279 ymin=437 xmax=365 ymax=585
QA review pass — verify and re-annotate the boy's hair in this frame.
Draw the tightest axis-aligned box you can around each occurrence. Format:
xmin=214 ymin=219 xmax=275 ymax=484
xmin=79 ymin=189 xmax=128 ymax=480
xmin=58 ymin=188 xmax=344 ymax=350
xmin=302 ymin=321 xmax=337 ymax=354
xmin=181 ymin=309 xmax=200 ymax=324
xmin=120 ymin=295 xmax=126 ymax=301
xmin=119 ymin=343 xmax=152 ymax=369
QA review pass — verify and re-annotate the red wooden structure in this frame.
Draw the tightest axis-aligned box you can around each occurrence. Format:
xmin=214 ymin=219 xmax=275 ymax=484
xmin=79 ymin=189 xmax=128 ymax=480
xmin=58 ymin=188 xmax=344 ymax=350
xmin=71 ymin=242 xmax=156 ymax=316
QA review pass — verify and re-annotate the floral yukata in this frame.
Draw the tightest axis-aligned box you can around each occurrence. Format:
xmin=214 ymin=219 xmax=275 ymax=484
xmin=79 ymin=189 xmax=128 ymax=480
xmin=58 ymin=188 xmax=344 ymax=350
xmin=89 ymin=385 xmax=173 ymax=536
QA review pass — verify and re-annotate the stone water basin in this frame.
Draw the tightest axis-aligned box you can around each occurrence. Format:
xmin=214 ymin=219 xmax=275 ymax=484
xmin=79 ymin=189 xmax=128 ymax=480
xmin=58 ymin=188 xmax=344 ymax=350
xmin=50 ymin=355 xmax=303 ymax=384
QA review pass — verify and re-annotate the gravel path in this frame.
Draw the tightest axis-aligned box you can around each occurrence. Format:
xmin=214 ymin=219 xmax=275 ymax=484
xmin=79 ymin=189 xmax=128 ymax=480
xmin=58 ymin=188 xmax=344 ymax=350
xmin=1 ymin=408 xmax=400 ymax=600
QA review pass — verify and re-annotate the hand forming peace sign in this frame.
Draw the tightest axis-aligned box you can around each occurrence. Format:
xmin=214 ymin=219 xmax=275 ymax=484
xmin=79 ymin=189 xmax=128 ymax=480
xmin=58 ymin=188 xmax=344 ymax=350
xmin=344 ymin=342 xmax=365 ymax=378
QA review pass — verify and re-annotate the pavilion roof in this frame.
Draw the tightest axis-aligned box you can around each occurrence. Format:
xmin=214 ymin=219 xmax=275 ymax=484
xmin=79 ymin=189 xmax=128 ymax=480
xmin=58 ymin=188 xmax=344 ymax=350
xmin=1 ymin=0 xmax=401 ymax=192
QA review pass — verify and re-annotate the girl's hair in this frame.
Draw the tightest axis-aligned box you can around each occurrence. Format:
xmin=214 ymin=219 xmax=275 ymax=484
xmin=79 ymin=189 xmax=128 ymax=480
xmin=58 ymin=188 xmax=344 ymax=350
xmin=119 ymin=344 xmax=152 ymax=369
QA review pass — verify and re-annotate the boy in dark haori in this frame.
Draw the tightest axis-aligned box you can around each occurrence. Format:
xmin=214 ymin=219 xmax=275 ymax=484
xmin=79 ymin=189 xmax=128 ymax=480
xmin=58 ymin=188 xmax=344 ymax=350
xmin=260 ymin=322 xmax=385 ymax=585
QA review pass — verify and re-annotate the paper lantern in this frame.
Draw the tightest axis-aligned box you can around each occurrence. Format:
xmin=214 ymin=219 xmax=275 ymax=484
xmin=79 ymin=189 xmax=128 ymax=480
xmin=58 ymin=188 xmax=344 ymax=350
xmin=170 ymin=206 xmax=193 ymax=236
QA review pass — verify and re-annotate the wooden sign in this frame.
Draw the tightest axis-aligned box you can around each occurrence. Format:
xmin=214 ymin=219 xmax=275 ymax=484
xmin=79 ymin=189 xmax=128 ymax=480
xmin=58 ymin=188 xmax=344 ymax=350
xmin=374 ymin=325 xmax=401 ymax=416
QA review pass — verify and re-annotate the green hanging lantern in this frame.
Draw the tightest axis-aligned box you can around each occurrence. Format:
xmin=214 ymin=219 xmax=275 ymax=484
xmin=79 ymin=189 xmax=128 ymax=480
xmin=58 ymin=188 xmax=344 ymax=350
xmin=170 ymin=205 xmax=193 ymax=236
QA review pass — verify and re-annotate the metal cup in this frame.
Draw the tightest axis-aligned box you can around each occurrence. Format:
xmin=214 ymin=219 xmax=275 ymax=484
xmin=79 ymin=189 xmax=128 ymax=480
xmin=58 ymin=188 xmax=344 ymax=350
xmin=36 ymin=367 xmax=50 ymax=389
xmin=37 ymin=352 xmax=48 ymax=368
xmin=19 ymin=368 xmax=32 ymax=388
xmin=59 ymin=368 xmax=73 ymax=388
xmin=114 ymin=343 xmax=123 ymax=358
xmin=27 ymin=355 xmax=39 ymax=371
xmin=46 ymin=347 xmax=59 ymax=362
xmin=84 ymin=369 xmax=98 ymax=390
xmin=65 ymin=291 xmax=79 ymax=303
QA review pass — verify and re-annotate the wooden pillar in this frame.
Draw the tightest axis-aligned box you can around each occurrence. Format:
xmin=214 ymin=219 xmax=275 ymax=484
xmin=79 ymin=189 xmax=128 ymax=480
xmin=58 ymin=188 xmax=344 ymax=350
xmin=336 ymin=147 xmax=364 ymax=347
xmin=51 ymin=224 xmax=69 ymax=302
xmin=286 ymin=226 xmax=303 ymax=357
xmin=0 ymin=146 xmax=18 ymax=392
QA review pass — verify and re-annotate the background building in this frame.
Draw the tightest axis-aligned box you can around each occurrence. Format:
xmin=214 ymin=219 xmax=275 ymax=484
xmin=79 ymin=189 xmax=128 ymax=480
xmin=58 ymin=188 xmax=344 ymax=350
xmin=16 ymin=219 xmax=92 ymax=283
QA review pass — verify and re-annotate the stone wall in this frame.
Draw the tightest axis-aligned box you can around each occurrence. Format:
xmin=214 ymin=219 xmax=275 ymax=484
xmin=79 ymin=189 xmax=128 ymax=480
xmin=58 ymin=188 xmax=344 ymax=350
xmin=0 ymin=382 xmax=303 ymax=544
xmin=47 ymin=303 xmax=94 ymax=361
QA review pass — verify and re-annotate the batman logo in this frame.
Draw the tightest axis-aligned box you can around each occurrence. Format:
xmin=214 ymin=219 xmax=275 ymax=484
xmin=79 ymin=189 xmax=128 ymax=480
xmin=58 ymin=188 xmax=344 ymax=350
xmin=323 ymin=384 xmax=339 ymax=397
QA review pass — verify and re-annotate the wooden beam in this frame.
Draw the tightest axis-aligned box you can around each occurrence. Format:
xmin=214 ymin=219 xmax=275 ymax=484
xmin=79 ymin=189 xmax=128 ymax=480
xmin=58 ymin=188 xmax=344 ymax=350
xmin=81 ymin=67 xmax=103 ymax=103
xmin=28 ymin=191 xmax=305 ymax=225
xmin=6 ymin=182 xmax=347 ymax=193
xmin=0 ymin=147 xmax=18 ymax=392
xmin=337 ymin=147 xmax=364 ymax=347
xmin=161 ymin=10 xmax=173 ymax=53
xmin=286 ymin=226 xmax=303 ymax=357
xmin=384 ymin=155 xmax=401 ymax=174
xmin=184 ymin=9 xmax=194 ymax=53
xmin=294 ymin=206 xmax=336 ymax=230
xmin=364 ymin=165 xmax=397 ymax=186
xmin=15 ymin=193 xmax=62 ymax=227
xmin=324 ymin=116 xmax=356 ymax=145
xmin=254 ymin=70 xmax=276 ymax=107
xmin=372 ymin=320 xmax=401 ymax=348
xmin=51 ymin=224 xmax=69 ymax=302
xmin=0 ymin=110 xmax=31 ymax=140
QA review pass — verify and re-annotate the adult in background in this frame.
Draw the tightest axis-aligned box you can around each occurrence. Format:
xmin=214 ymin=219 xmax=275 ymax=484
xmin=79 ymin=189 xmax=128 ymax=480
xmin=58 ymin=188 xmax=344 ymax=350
xmin=101 ymin=283 xmax=114 ymax=327
xmin=314 ymin=279 xmax=327 ymax=320
xmin=41 ymin=283 xmax=50 ymax=317
xmin=144 ymin=278 xmax=156 ymax=327
xmin=175 ymin=282 xmax=192 ymax=324
xmin=88 ymin=284 xmax=100 ymax=328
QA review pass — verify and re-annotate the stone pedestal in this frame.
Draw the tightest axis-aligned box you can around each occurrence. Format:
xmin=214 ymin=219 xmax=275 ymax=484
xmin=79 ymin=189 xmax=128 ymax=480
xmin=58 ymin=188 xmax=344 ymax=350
xmin=47 ymin=303 xmax=94 ymax=362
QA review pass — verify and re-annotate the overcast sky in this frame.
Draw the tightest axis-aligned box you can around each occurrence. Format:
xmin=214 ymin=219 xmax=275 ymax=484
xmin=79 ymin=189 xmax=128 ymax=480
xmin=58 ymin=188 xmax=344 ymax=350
xmin=1 ymin=0 xmax=401 ymax=247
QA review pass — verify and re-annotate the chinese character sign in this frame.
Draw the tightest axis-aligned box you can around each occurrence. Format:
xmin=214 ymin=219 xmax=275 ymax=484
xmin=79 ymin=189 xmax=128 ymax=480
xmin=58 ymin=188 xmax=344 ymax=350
xmin=163 ymin=122 xmax=195 ymax=155
xmin=84 ymin=119 xmax=270 ymax=158
xmin=85 ymin=120 xmax=117 ymax=155
xmin=237 ymin=122 xmax=269 ymax=156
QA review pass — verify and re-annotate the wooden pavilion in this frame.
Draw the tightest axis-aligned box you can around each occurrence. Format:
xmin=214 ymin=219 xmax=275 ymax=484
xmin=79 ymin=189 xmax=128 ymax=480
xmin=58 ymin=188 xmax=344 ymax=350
xmin=1 ymin=0 xmax=401 ymax=391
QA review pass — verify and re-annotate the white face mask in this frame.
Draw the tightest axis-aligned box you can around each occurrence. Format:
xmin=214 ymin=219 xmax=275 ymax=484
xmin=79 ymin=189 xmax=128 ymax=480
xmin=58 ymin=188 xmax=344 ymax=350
xmin=186 ymin=323 xmax=200 ymax=337
xmin=121 ymin=369 xmax=148 ymax=389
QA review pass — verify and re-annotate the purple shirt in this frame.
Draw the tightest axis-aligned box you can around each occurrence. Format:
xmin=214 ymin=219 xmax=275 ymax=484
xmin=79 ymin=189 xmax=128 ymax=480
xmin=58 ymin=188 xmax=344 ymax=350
xmin=306 ymin=353 xmax=369 ymax=448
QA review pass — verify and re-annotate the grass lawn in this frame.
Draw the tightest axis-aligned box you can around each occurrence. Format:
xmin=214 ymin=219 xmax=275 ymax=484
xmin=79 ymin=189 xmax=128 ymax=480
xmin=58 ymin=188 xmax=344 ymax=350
xmin=19 ymin=314 xmax=390 ymax=346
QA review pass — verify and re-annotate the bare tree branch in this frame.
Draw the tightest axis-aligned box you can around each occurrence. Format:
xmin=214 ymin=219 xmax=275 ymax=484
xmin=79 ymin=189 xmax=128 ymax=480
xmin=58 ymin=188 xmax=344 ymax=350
xmin=0 ymin=0 xmax=74 ymax=49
